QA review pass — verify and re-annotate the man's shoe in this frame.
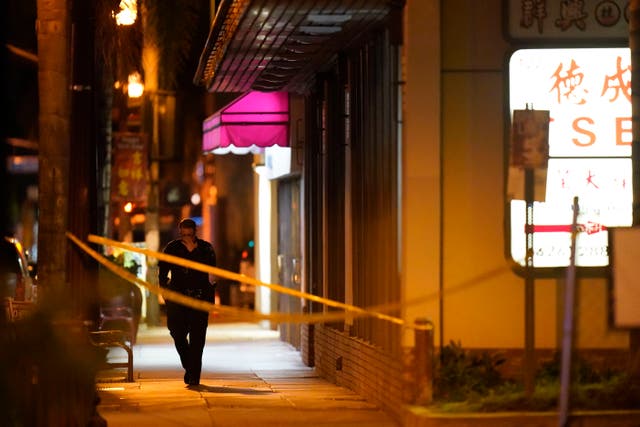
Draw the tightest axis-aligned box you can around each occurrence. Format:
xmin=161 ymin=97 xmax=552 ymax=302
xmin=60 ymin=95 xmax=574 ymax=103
xmin=184 ymin=372 xmax=191 ymax=385
xmin=188 ymin=378 xmax=200 ymax=386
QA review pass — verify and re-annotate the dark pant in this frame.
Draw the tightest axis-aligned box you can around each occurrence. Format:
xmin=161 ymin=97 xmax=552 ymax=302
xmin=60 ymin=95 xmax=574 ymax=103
xmin=166 ymin=301 xmax=209 ymax=383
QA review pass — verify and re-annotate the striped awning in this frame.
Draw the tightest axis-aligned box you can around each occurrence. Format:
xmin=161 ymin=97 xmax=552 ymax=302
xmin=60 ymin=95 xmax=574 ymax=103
xmin=202 ymin=91 xmax=289 ymax=154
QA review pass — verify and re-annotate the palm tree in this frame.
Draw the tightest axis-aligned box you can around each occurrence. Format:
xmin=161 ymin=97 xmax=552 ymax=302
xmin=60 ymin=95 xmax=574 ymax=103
xmin=32 ymin=4 xmax=106 ymax=425
xmin=36 ymin=0 xmax=71 ymax=292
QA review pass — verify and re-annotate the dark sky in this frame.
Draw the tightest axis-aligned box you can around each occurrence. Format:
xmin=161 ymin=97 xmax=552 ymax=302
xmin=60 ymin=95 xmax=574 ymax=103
xmin=4 ymin=0 xmax=38 ymax=141
xmin=2 ymin=0 xmax=38 ymax=235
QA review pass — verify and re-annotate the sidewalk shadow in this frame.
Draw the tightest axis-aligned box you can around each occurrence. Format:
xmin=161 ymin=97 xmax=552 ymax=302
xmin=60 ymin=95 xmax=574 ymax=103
xmin=188 ymin=384 xmax=273 ymax=395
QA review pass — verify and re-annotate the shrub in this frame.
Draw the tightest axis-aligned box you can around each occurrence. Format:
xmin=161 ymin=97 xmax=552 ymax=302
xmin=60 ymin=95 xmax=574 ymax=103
xmin=433 ymin=340 xmax=506 ymax=401
xmin=0 ymin=303 xmax=105 ymax=425
xmin=430 ymin=344 xmax=638 ymax=412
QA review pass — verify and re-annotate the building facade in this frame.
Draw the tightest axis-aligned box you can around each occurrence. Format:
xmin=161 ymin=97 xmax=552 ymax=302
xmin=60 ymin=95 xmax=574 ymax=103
xmin=194 ymin=0 xmax=635 ymax=418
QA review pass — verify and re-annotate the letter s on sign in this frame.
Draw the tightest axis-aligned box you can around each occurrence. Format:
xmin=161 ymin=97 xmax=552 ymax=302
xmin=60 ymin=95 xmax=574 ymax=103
xmin=572 ymin=117 xmax=595 ymax=147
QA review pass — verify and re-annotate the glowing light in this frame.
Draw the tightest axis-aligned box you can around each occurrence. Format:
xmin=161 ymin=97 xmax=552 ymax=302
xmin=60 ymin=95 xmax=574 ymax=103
xmin=131 ymin=213 xmax=145 ymax=224
xmin=127 ymin=72 xmax=144 ymax=98
xmin=208 ymin=186 xmax=218 ymax=205
xmin=123 ymin=202 xmax=134 ymax=213
xmin=114 ymin=0 xmax=137 ymax=26
xmin=190 ymin=193 xmax=201 ymax=205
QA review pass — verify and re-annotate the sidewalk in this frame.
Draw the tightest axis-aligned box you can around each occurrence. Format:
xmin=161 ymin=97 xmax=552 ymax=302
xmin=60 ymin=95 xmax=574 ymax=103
xmin=96 ymin=323 xmax=400 ymax=427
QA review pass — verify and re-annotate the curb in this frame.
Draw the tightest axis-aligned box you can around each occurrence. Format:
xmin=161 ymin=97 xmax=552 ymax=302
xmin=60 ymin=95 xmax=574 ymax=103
xmin=403 ymin=407 xmax=640 ymax=427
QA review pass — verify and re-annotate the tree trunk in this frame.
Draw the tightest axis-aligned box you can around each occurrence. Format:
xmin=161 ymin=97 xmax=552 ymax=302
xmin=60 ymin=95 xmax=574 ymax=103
xmin=36 ymin=0 xmax=71 ymax=293
xmin=0 ymin=9 xmax=10 ymax=235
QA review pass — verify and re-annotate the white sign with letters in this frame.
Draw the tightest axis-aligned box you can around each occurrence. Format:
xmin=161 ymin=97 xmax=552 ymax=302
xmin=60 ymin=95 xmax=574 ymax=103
xmin=509 ymin=48 xmax=632 ymax=268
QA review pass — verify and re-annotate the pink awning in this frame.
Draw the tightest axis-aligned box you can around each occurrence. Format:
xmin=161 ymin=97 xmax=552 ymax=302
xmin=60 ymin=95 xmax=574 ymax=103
xmin=202 ymin=91 xmax=289 ymax=154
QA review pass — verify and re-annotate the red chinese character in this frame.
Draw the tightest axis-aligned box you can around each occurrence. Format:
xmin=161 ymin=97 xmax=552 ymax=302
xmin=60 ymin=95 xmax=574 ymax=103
xmin=550 ymin=59 xmax=587 ymax=105
xmin=601 ymin=56 xmax=631 ymax=102
xmin=555 ymin=0 xmax=588 ymax=31
xmin=558 ymin=169 xmax=570 ymax=189
xmin=520 ymin=0 xmax=547 ymax=34
xmin=586 ymin=170 xmax=599 ymax=189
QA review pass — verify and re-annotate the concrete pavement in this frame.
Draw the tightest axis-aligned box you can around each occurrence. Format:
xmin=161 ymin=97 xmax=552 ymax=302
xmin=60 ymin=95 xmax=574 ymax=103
xmin=96 ymin=323 xmax=400 ymax=427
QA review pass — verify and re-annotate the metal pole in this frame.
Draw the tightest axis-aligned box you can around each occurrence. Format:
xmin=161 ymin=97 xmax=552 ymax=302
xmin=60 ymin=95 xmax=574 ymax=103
xmin=558 ymin=196 xmax=579 ymax=427
xmin=524 ymin=167 xmax=535 ymax=398
xmin=414 ymin=318 xmax=434 ymax=405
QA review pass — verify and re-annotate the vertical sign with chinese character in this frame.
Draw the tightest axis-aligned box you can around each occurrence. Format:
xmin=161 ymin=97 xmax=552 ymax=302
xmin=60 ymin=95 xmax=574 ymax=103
xmin=111 ymin=132 xmax=148 ymax=204
xmin=508 ymin=48 xmax=632 ymax=268
xmin=511 ymin=109 xmax=550 ymax=170
xmin=509 ymin=109 xmax=550 ymax=203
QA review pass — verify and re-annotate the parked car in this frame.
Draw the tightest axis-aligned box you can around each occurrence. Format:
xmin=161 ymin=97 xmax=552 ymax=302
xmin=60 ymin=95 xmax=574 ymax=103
xmin=1 ymin=236 xmax=36 ymax=301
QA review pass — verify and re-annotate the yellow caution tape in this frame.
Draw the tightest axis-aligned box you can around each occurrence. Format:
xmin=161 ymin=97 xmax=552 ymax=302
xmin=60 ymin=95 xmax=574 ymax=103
xmin=68 ymin=232 xmax=432 ymax=328
xmin=69 ymin=233 xmax=508 ymax=330
xmin=86 ymin=234 xmax=409 ymax=327
xmin=66 ymin=232 xmax=256 ymax=320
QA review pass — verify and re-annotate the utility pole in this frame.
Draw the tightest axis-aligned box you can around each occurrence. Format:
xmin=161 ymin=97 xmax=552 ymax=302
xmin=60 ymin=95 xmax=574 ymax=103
xmin=141 ymin=2 xmax=161 ymax=325
xmin=511 ymin=107 xmax=550 ymax=399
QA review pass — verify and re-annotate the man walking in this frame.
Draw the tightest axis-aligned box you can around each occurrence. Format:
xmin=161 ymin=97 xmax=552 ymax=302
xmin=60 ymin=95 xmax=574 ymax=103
xmin=159 ymin=218 xmax=216 ymax=386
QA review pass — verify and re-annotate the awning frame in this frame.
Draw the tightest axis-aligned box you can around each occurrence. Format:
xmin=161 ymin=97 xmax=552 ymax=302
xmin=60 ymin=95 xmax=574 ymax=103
xmin=193 ymin=0 xmax=399 ymax=94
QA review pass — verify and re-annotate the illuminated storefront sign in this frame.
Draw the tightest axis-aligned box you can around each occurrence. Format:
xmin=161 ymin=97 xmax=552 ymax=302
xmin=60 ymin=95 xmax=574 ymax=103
xmin=507 ymin=0 xmax=629 ymax=41
xmin=508 ymin=48 xmax=632 ymax=268
xmin=111 ymin=132 xmax=148 ymax=204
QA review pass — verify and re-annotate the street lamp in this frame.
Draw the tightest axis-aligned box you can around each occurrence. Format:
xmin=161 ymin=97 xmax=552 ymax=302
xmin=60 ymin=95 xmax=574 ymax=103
xmin=123 ymin=201 xmax=134 ymax=213
xmin=127 ymin=72 xmax=144 ymax=98
xmin=114 ymin=0 xmax=137 ymax=26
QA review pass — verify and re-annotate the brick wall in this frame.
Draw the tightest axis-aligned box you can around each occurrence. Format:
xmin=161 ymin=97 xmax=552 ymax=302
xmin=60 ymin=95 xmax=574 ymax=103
xmin=313 ymin=324 xmax=406 ymax=421
xmin=309 ymin=328 xmax=632 ymax=421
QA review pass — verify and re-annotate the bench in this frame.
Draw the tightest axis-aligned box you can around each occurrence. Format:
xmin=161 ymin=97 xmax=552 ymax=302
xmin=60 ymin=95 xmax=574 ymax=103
xmin=98 ymin=304 xmax=138 ymax=345
xmin=3 ymin=297 xmax=35 ymax=321
xmin=4 ymin=297 xmax=134 ymax=382
xmin=89 ymin=330 xmax=134 ymax=382
xmin=92 ymin=279 xmax=140 ymax=382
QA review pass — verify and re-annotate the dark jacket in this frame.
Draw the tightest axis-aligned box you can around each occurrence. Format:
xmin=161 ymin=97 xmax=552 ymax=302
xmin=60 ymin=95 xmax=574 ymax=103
xmin=158 ymin=238 xmax=216 ymax=297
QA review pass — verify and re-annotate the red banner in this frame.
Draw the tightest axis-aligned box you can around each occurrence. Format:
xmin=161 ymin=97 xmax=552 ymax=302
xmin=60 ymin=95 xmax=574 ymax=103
xmin=111 ymin=132 xmax=148 ymax=203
